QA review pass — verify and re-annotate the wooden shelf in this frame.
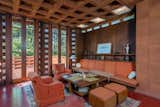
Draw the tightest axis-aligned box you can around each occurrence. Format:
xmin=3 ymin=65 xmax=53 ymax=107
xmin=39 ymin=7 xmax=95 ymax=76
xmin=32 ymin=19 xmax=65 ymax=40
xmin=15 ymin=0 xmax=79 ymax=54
xmin=83 ymin=54 xmax=136 ymax=62
xmin=84 ymin=54 xmax=135 ymax=56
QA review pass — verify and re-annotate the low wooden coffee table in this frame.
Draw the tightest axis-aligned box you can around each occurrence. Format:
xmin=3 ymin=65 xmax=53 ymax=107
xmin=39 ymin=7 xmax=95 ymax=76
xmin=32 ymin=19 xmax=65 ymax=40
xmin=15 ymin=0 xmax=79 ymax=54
xmin=62 ymin=73 xmax=106 ymax=96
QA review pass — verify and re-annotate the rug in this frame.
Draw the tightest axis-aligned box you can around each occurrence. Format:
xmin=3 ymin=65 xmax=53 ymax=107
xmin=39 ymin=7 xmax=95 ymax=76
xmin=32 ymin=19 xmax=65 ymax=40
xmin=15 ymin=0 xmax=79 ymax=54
xmin=23 ymin=85 xmax=141 ymax=107
xmin=118 ymin=97 xmax=141 ymax=107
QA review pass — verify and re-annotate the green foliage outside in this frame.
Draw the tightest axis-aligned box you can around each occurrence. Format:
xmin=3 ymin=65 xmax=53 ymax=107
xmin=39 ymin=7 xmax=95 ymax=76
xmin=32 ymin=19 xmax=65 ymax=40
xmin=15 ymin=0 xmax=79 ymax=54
xmin=52 ymin=29 xmax=66 ymax=56
xmin=12 ymin=22 xmax=66 ymax=57
xmin=12 ymin=22 xmax=34 ymax=57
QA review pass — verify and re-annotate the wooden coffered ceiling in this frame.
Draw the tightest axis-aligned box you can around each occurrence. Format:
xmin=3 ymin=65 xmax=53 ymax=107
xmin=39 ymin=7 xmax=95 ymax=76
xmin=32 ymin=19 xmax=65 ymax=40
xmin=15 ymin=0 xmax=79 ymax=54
xmin=0 ymin=0 xmax=142 ymax=27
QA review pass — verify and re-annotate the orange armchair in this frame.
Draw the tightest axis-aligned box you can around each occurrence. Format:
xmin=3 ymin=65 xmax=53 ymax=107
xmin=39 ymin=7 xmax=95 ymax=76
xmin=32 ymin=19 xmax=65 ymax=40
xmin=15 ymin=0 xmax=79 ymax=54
xmin=53 ymin=64 xmax=72 ymax=80
xmin=28 ymin=72 xmax=64 ymax=107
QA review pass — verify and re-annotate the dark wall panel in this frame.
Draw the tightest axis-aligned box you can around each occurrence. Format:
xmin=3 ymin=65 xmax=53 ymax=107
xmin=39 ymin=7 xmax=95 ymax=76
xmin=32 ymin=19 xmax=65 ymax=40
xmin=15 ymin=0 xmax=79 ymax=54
xmin=82 ymin=20 xmax=136 ymax=55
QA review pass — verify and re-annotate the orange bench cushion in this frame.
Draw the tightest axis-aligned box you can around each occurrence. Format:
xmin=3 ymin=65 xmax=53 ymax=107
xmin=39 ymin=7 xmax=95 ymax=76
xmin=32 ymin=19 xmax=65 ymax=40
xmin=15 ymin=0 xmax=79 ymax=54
xmin=95 ymin=60 xmax=105 ymax=71
xmin=115 ymin=62 xmax=134 ymax=77
xmin=104 ymin=61 xmax=116 ymax=74
xmin=80 ymin=59 xmax=89 ymax=69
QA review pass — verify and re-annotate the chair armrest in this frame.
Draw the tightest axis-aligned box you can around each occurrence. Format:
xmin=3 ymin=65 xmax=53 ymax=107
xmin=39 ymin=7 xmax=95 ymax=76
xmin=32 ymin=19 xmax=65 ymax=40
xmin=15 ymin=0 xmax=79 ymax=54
xmin=41 ymin=80 xmax=64 ymax=89
xmin=41 ymin=76 xmax=53 ymax=84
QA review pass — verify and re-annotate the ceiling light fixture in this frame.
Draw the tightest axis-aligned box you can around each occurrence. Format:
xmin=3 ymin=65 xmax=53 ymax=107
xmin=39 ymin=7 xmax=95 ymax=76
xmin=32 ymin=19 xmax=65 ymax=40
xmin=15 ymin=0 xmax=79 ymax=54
xmin=77 ymin=24 xmax=88 ymax=28
xmin=112 ymin=6 xmax=131 ymax=15
xmin=90 ymin=17 xmax=105 ymax=23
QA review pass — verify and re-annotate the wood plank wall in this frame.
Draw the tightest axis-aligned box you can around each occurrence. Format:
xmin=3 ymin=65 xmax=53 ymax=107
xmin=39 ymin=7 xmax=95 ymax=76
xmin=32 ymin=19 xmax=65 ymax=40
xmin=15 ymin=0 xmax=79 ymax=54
xmin=82 ymin=20 xmax=136 ymax=55
xmin=136 ymin=0 xmax=160 ymax=99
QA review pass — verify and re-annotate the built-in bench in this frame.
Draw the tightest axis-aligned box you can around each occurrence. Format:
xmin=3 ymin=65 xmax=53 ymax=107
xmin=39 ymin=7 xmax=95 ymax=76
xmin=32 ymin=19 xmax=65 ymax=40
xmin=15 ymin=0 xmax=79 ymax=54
xmin=76 ymin=59 xmax=138 ymax=88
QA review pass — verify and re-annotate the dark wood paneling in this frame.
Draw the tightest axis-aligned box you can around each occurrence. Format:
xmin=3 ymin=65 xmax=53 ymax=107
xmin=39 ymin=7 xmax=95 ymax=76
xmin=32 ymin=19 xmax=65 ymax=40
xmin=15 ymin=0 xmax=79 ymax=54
xmin=82 ymin=20 xmax=136 ymax=55
xmin=76 ymin=28 xmax=84 ymax=62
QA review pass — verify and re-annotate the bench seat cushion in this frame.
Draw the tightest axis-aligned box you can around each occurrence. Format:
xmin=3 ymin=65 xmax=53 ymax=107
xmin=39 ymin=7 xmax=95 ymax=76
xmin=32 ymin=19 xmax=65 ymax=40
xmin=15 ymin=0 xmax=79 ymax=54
xmin=111 ymin=75 xmax=138 ymax=88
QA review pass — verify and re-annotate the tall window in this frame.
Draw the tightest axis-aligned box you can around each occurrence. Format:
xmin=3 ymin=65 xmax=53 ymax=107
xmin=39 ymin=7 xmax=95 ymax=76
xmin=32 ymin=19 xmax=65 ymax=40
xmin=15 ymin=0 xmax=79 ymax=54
xmin=61 ymin=30 xmax=67 ymax=65
xmin=26 ymin=24 xmax=34 ymax=76
xmin=52 ymin=28 xmax=58 ymax=64
xmin=12 ymin=22 xmax=22 ymax=79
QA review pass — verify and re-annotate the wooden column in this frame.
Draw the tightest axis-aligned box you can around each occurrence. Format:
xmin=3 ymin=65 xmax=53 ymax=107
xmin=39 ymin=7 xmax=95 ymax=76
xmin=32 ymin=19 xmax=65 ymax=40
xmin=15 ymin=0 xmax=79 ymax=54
xmin=40 ymin=22 xmax=45 ymax=74
xmin=21 ymin=17 xmax=26 ymax=78
xmin=34 ymin=20 xmax=39 ymax=73
xmin=66 ymin=27 xmax=71 ymax=68
xmin=0 ymin=14 xmax=2 ymax=84
xmin=48 ymin=24 xmax=52 ymax=73
xmin=0 ymin=14 xmax=12 ymax=84
xmin=5 ymin=14 xmax=12 ymax=84
xmin=58 ymin=25 xmax=61 ymax=63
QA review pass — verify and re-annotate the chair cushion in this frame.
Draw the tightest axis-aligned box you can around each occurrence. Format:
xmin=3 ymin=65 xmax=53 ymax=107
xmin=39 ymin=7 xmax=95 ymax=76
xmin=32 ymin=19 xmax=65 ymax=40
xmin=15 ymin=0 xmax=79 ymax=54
xmin=41 ymin=76 xmax=53 ymax=84
xmin=104 ymin=83 xmax=127 ymax=93
xmin=89 ymin=87 xmax=116 ymax=101
xmin=89 ymin=87 xmax=116 ymax=107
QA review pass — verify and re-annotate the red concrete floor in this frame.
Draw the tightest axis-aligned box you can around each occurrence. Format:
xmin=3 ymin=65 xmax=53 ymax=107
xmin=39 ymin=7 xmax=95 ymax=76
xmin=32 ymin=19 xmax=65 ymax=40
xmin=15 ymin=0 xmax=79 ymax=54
xmin=0 ymin=82 xmax=160 ymax=107
xmin=128 ymin=91 xmax=160 ymax=107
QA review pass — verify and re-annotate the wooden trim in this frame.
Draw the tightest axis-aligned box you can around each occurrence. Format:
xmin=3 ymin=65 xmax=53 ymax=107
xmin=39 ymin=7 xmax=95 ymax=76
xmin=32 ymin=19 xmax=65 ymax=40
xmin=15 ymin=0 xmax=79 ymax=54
xmin=34 ymin=20 xmax=39 ymax=72
xmin=0 ymin=14 xmax=2 ymax=84
xmin=21 ymin=17 xmax=26 ymax=78
xmin=58 ymin=24 xmax=61 ymax=63
xmin=48 ymin=23 xmax=52 ymax=73
xmin=40 ymin=22 xmax=45 ymax=74
xmin=66 ymin=27 xmax=71 ymax=68
xmin=5 ymin=14 xmax=12 ymax=84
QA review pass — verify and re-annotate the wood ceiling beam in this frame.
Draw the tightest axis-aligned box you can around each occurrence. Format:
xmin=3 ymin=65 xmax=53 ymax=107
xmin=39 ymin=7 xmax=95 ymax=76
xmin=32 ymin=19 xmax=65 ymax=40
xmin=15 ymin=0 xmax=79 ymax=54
xmin=46 ymin=0 xmax=63 ymax=19
xmin=0 ymin=0 xmax=12 ymax=7
xmin=117 ymin=0 xmax=134 ymax=8
xmin=0 ymin=0 xmax=142 ymax=28
xmin=30 ymin=0 xmax=44 ymax=17
xmin=13 ymin=0 xmax=20 ymax=13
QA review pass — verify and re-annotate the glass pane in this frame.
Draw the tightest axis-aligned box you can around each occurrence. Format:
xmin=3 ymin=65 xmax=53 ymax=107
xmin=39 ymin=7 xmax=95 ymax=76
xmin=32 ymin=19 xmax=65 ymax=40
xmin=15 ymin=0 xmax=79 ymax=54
xmin=12 ymin=22 xmax=22 ymax=80
xmin=61 ymin=30 xmax=66 ymax=65
xmin=52 ymin=28 xmax=58 ymax=64
xmin=26 ymin=24 xmax=34 ymax=76
xmin=111 ymin=19 xmax=121 ymax=25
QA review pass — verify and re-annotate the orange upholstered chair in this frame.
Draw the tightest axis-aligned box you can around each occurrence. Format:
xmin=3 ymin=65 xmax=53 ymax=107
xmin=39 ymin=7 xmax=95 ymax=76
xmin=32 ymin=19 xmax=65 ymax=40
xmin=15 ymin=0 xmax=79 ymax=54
xmin=28 ymin=72 xmax=64 ymax=107
xmin=53 ymin=64 xmax=71 ymax=80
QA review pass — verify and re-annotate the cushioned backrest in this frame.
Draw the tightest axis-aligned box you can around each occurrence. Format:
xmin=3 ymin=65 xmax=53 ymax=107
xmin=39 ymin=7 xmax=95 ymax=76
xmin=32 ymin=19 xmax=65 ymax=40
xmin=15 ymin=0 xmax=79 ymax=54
xmin=115 ymin=62 xmax=134 ymax=77
xmin=104 ymin=61 xmax=116 ymax=74
xmin=53 ymin=64 xmax=65 ymax=74
xmin=80 ymin=59 xmax=89 ymax=69
xmin=95 ymin=60 xmax=105 ymax=71
xmin=88 ymin=60 xmax=96 ymax=70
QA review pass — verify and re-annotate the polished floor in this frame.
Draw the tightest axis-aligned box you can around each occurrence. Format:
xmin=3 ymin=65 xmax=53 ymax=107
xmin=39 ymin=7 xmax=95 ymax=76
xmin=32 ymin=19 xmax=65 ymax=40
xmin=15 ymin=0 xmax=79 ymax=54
xmin=0 ymin=82 xmax=160 ymax=107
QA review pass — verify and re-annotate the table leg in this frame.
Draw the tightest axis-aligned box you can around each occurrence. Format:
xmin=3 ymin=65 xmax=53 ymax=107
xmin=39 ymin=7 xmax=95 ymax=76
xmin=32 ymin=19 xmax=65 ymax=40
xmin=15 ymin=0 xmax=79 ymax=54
xmin=68 ymin=82 xmax=72 ymax=93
